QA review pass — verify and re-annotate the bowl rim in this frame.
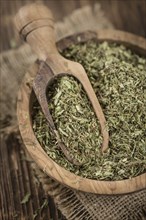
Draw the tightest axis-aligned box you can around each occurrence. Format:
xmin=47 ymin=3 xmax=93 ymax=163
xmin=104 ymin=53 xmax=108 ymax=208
xmin=17 ymin=29 xmax=146 ymax=195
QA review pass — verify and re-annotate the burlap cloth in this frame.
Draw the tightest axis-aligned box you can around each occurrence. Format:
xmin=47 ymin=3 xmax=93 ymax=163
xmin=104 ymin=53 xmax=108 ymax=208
xmin=1 ymin=4 xmax=146 ymax=220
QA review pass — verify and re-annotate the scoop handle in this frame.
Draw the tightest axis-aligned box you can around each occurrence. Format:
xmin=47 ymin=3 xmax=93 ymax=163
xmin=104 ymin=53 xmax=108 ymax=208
xmin=14 ymin=3 xmax=57 ymax=60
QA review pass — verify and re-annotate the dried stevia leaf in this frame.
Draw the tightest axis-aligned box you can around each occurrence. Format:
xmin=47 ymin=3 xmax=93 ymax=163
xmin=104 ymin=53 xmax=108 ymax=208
xmin=21 ymin=192 xmax=31 ymax=204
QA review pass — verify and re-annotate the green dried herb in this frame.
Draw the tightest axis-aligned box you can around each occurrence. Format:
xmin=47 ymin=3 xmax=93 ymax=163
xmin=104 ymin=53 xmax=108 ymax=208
xmin=32 ymin=41 xmax=146 ymax=180
xmin=33 ymin=198 xmax=48 ymax=219
xmin=21 ymin=192 xmax=31 ymax=204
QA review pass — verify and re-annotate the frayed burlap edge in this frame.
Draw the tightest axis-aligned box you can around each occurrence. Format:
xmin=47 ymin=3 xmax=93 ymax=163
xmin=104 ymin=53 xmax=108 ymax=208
xmin=33 ymin=162 xmax=146 ymax=220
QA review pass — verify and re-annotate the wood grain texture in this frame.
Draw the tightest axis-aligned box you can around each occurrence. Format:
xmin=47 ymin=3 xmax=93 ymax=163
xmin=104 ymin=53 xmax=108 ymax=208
xmin=1 ymin=0 xmax=146 ymax=52
xmin=17 ymin=30 xmax=146 ymax=195
xmin=100 ymin=0 xmax=146 ymax=38
xmin=0 ymin=132 xmax=65 ymax=220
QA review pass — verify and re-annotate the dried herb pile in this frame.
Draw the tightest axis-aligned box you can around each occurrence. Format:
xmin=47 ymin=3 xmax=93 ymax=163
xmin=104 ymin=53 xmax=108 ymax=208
xmin=32 ymin=41 xmax=146 ymax=180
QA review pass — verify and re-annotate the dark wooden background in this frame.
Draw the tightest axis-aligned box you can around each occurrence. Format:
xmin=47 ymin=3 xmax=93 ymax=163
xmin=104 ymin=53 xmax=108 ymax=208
xmin=0 ymin=0 xmax=146 ymax=220
xmin=1 ymin=0 xmax=146 ymax=52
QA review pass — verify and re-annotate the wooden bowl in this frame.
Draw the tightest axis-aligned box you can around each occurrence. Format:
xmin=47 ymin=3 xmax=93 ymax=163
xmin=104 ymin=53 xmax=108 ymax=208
xmin=17 ymin=30 xmax=146 ymax=195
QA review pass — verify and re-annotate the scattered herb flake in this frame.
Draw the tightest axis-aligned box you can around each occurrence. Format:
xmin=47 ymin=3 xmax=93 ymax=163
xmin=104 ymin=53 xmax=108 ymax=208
xmin=21 ymin=192 xmax=31 ymax=204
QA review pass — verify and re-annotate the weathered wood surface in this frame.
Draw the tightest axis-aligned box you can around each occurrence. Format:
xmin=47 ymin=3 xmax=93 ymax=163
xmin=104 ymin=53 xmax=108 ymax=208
xmin=0 ymin=0 xmax=146 ymax=219
xmin=1 ymin=0 xmax=146 ymax=52
xmin=0 ymin=131 xmax=65 ymax=220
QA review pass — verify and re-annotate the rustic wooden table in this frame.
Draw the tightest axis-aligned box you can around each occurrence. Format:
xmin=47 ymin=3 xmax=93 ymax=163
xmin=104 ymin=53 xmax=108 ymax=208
xmin=0 ymin=0 xmax=146 ymax=220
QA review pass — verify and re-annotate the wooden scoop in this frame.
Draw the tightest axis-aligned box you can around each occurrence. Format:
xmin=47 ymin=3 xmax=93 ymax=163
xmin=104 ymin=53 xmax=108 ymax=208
xmin=15 ymin=3 xmax=109 ymax=165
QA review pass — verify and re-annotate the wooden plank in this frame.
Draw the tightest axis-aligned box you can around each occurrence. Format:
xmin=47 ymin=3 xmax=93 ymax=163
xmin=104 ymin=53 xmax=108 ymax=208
xmin=0 ymin=133 xmax=64 ymax=219
xmin=100 ymin=0 xmax=146 ymax=37
xmin=1 ymin=0 xmax=145 ymax=52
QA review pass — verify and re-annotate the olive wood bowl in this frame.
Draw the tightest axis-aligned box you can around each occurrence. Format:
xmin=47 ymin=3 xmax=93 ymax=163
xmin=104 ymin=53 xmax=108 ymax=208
xmin=17 ymin=30 xmax=146 ymax=195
